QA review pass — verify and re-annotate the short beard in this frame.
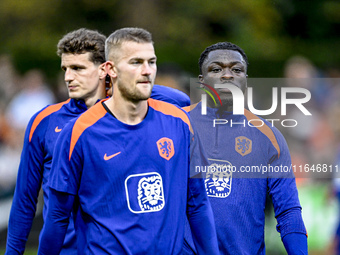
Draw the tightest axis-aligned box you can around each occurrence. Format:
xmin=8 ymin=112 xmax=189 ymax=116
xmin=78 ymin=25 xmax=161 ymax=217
xmin=118 ymin=83 xmax=152 ymax=102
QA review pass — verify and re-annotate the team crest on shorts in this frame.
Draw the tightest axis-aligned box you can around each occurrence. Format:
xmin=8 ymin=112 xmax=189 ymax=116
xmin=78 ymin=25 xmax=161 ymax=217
xmin=157 ymin=137 xmax=174 ymax=160
xmin=235 ymin=136 xmax=252 ymax=156
xmin=125 ymin=172 xmax=165 ymax=214
xmin=205 ymin=159 xmax=233 ymax=198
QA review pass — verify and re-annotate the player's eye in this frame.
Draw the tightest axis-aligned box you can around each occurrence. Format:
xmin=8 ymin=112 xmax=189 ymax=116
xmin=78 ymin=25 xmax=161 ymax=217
xmin=232 ymin=68 xmax=242 ymax=73
xmin=131 ymin=59 xmax=142 ymax=65
xmin=211 ymin=67 xmax=221 ymax=73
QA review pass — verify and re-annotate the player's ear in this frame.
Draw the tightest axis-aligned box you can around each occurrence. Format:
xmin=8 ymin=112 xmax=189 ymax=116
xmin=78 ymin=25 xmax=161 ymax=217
xmin=105 ymin=61 xmax=117 ymax=79
xmin=105 ymin=75 xmax=113 ymax=97
xmin=98 ymin=63 xmax=107 ymax=80
xmin=198 ymin=75 xmax=204 ymax=87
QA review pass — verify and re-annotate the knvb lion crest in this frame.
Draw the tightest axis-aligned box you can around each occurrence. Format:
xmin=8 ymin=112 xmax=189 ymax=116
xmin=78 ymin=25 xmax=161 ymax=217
xmin=125 ymin=172 xmax=165 ymax=214
xmin=137 ymin=175 xmax=164 ymax=212
xmin=235 ymin=136 xmax=252 ymax=156
xmin=157 ymin=137 xmax=174 ymax=160
xmin=205 ymin=162 xmax=233 ymax=198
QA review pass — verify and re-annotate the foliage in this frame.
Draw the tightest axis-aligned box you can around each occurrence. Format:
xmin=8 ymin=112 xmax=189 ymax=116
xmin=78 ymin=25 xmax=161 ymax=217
xmin=0 ymin=0 xmax=339 ymax=85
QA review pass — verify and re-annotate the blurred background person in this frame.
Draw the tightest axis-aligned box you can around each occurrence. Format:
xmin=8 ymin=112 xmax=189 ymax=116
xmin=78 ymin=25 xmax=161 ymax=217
xmin=5 ymin=69 xmax=55 ymax=132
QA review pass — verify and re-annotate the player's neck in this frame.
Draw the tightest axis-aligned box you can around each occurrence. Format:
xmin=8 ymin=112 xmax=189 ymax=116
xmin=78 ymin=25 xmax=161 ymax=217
xmin=207 ymin=101 xmax=233 ymax=112
xmin=83 ymin=85 xmax=107 ymax=109
xmin=106 ymin=96 xmax=148 ymax=125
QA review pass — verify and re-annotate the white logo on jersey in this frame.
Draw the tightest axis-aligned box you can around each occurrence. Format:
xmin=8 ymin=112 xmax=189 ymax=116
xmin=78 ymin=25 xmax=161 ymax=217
xmin=138 ymin=175 xmax=164 ymax=211
xmin=125 ymin=172 xmax=165 ymax=214
xmin=205 ymin=161 xmax=232 ymax=198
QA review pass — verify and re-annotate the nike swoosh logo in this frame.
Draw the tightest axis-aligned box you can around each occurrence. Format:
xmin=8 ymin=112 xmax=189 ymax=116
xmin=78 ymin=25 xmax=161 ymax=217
xmin=104 ymin=152 xmax=121 ymax=161
xmin=55 ymin=126 xmax=62 ymax=133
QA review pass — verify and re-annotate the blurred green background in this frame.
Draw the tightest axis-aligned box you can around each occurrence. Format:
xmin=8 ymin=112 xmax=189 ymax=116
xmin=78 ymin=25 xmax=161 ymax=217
xmin=0 ymin=0 xmax=339 ymax=83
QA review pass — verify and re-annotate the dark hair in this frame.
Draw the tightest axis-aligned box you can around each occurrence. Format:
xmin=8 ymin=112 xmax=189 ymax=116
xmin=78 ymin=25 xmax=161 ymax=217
xmin=198 ymin=42 xmax=249 ymax=74
xmin=105 ymin=27 xmax=153 ymax=61
xmin=57 ymin=28 xmax=106 ymax=64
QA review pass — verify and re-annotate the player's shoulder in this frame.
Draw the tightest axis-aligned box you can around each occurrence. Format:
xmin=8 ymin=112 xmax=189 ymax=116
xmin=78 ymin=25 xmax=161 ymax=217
xmin=65 ymin=100 xmax=108 ymax=160
xmin=31 ymin=99 xmax=71 ymax=122
xmin=244 ymin=109 xmax=286 ymax=156
xmin=182 ymin=102 xmax=199 ymax=113
xmin=151 ymin=84 xmax=190 ymax=107
xmin=244 ymin=109 xmax=283 ymax=134
xmin=71 ymin=99 xmax=107 ymax=129
xmin=28 ymin=99 xmax=71 ymax=142
xmin=148 ymin=98 xmax=191 ymax=127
